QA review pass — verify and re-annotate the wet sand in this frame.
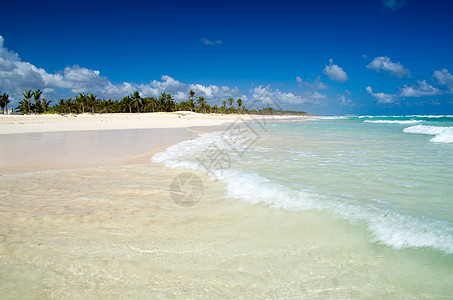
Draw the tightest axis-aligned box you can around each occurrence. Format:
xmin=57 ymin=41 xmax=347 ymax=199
xmin=0 ymin=128 xmax=199 ymax=174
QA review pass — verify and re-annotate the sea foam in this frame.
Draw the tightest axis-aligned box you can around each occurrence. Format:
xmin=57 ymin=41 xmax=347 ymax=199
xmin=403 ymin=125 xmax=453 ymax=143
xmin=153 ymin=131 xmax=453 ymax=253
xmin=225 ymin=170 xmax=453 ymax=253
xmin=364 ymin=120 xmax=421 ymax=124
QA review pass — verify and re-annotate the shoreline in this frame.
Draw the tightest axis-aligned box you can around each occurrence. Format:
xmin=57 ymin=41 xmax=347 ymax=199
xmin=0 ymin=112 xmax=304 ymax=174
xmin=0 ymin=112 xmax=306 ymax=135
xmin=0 ymin=128 xmax=198 ymax=175
xmin=1 ymin=114 xmax=453 ymax=298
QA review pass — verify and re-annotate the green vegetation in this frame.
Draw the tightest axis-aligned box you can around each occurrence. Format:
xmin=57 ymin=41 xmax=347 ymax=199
xmin=0 ymin=92 xmax=10 ymax=114
xmin=1 ymin=88 xmax=306 ymax=115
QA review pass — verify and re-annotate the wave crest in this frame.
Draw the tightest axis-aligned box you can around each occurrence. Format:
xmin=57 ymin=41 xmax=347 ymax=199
xmin=403 ymin=125 xmax=453 ymax=143
xmin=364 ymin=120 xmax=421 ymax=124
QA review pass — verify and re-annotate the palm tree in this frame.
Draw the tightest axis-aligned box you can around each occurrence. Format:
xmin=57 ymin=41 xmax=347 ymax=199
xmin=146 ymin=97 xmax=157 ymax=112
xmin=131 ymin=91 xmax=141 ymax=113
xmin=227 ymin=97 xmax=235 ymax=113
xmin=0 ymin=93 xmax=10 ymax=114
xmin=187 ymin=98 xmax=195 ymax=112
xmin=41 ymin=99 xmax=51 ymax=113
xmin=65 ymin=98 xmax=74 ymax=114
xmin=188 ymin=90 xmax=195 ymax=100
xmin=87 ymin=94 xmax=97 ymax=113
xmin=197 ymin=96 xmax=206 ymax=113
xmin=33 ymin=89 xmax=43 ymax=113
xmin=165 ymin=93 xmax=175 ymax=112
xmin=22 ymin=90 xmax=33 ymax=114
xmin=57 ymin=99 xmax=66 ymax=114
xmin=16 ymin=100 xmax=28 ymax=114
xmin=140 ymin=97 xmax=149 ymax=113
xmin=121 ymin=96 xmax=133 ymax=113
xmin=158 ymin=92 xmax=173 ymax=112
xmin=236 ymin=98 xmax=243 ymax=114
xmin=76 ymin=93 xmax=87 ymax=113
xmin=188 ymin=90 xmax=196 ymax=111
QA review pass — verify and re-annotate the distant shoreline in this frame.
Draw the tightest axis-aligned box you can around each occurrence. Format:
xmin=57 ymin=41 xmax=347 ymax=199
xmin=0 ymin=112 xmax=308 ymax=135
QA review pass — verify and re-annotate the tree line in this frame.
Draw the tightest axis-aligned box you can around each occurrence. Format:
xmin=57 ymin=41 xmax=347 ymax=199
xmin=1 ymin=89 xmax=306 ymax=115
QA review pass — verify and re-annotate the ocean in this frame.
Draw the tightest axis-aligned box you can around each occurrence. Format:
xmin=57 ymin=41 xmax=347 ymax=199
xmin=1 ymin=115 xmax=453 ymax=298
xmin=153 ymin=115 xmax=453 ymax=297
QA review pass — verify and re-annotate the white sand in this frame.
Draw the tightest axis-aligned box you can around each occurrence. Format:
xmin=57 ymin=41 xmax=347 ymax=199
xmin=0 ymin=112 xmax=302 ymax=135
xmin=0 ymin=112 xmax=306 ymax=174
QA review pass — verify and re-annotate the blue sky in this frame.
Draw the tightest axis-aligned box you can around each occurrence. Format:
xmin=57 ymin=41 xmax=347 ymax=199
xmin=1 ymin=0 xmax=453 ymax=115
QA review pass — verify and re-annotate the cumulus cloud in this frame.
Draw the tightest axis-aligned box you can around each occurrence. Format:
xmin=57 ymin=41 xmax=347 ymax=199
xmin=433 ymin=69 xmax=453 ymax=92
xmin=296 ymin=75 xmax=328 ymax=90
xmin=252 ymin=85 xmax=326 ymax=106
xmin=399 ymin=80 xmax=442 ymax=97
xmin=189 ymin=83 xmax=239 ymax=100
xmin=367 ymin=68 xmax=453 ymax=104
xmin=339 ymin=95 xmax=354 ymax=106
xmin=0 ymin=35 xmax=239 ymax=104
xmin=200 ymin=38 xmax=222 ymax=45
xmin=366 ymin=86 xmax=397 ymax=103
xmin=381 ymin=0 xmax=406 ymax=10
xmin=323 ymin=59 xmax=348 ymax=83
xmin=366 ymin=56 xmax=411 ymax=78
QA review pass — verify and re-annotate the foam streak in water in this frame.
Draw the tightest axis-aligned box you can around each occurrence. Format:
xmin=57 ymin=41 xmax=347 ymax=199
xmin=153 ymin=131 xmax=453 ymax=254
xmin=364 ymin=120 xmax=421 ymax=124
xmin=403 ymin=125 xmax=453 ymax=143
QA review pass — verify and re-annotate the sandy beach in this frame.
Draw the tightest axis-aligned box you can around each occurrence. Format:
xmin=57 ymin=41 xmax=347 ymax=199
xmin=0 ymin=112 xmax=290 ymax=135
xmin=0 ymin=112 xmax=300 ymax=174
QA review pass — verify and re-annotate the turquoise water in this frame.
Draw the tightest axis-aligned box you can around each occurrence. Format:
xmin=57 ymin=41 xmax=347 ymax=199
xmin=155 ymin=115 xmax=453 ymax=255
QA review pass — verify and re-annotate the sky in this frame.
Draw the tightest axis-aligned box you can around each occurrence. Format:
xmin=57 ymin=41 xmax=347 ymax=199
xmin=1 ymin=0 xmax=453 ymax=115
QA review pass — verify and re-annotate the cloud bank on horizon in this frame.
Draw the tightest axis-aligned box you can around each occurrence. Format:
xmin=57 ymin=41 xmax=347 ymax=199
xmin=1 ymin=33 xmax=453 ymax=113
xmin=0 ymin=35 xmax=242 ymax=104
xmin=0 ymin=35 xmax=329 ymax=108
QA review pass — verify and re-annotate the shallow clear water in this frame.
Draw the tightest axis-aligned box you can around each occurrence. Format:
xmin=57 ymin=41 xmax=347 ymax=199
xmin=1 ymin=117 xmax=453 ymax=298
xmin=152 ymin=115 xmax=453 ymax=297
xmin=155 ymin=115 xmax=453 ymax=255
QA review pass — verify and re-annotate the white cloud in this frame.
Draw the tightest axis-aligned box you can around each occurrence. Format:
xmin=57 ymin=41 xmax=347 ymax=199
xmin=381 ymin=0 xmax=406 ymax=10
xmin=339 ymin=95 xmax=354 ymax=106
xmin=188 ymin=83 xmax=239 ymax=99
xmin=296 ymin=75 xmax=328 ymax=90
xmin=399 ymin=80 xmax=442 ymax=97
xmin=252 ymin=85 xmax=325 ymax=106
xmin=200 ymin=38 xmax=222 ymax=45
xmin=433 ymin=69 xmax=453 ymax=92
xmin=0 ymin=35 xmax=239 ymax=104
xmin=367 ymin=69 xmax=453 ymax=103
xmin=323 ymin=59 xmax=348 ymax=83
xmin=366 ymin=56 xmax=410 ymax=78
xmin=366 ymin=86 xmax=397 ymax=103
